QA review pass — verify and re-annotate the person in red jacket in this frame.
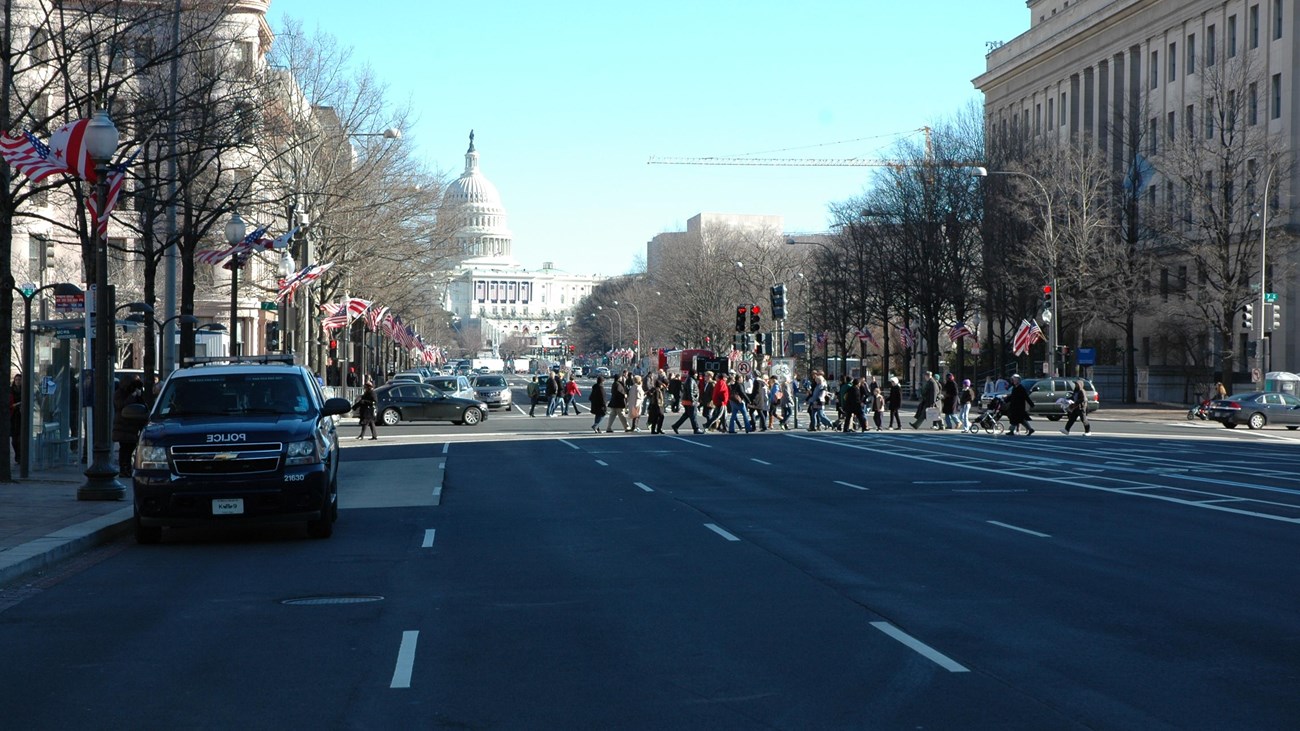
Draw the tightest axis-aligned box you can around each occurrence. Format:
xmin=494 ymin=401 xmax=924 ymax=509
xmin=704 ymin=372 xmax=729 ymax=432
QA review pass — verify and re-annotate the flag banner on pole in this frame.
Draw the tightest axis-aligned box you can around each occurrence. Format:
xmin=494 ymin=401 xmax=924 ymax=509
xmin=854 ymin=327 xmax=880 ymax=348
xmin=85 ymin=147 xmax=140 ymax=237
xmin=898 ymin=325 xmax=914 ymax=350
xmin=1012 ymin=319 xmax=1044 ymax=356
xmin=0 ymin=130 xmax=68 ymax=182
xmin=948 ymin=322 xmax=974 ymax=342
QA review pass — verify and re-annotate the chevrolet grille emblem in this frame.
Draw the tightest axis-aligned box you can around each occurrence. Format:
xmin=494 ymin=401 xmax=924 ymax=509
xmin=213 ymin=452 xmax=239 ymax=461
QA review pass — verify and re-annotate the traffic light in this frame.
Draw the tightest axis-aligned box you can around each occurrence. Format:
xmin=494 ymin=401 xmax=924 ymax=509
xmin=1271 ymin=303 xmax=1282 ymax=332
xmin=328 ymin=338 xmax=338 ymax=358
xmin=790 ymin=331 xmax=807 ymax=355
xmin=735 ymin=305 xmax=747 ymax=332
xmin=266 ymin=322 xmax=280 ymax=351
xmin=568 ymin=344 xmax=575 ymax=353
xmin=1042 ymin=284 xmax=1053 ymax=311
xmin=1243 ymin=303 xmax=1254 ymax=330
xmin=749 ymin=304 xmax=762 ymax=333
xmin=770 ymin=284 xmax=787 ymax=320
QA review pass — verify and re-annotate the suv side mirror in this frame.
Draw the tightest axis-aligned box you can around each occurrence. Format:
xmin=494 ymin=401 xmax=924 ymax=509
xmin=122 ymin=402 xmax=149 ymax=425
xmin=322 ymin=397 xmax=353 ymax=417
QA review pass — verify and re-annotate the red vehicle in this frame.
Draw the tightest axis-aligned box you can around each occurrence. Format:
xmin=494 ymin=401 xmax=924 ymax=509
xmin=660 ymin=348 xmax=716 ymax=375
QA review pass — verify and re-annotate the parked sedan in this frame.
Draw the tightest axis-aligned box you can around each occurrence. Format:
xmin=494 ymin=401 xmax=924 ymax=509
xmin=1207 ymin=392 xmax=1300 ymax=430
xmin=374 ymin=382 xmax=488 ymax=426
xmin=469 ymin=374 xmax=513 ymax=409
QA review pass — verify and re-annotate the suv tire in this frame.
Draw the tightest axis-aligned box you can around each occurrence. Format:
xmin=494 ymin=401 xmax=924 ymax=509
xmin=462 ymin=407 xmax=482 ymax=426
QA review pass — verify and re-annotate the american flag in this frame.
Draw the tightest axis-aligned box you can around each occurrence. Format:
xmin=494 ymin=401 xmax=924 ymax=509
xmin=898 ymin=325 xmax=914 ymax=350
xmin=948 ymin=322 xmax=974 ymax=343
xmin=0 ymin=130 xmax=68 ymax=182
xmin=197 ymin=226 xmax=268 ymax=267
xmin=277 ymin=262 xmax=333 ymax=302
xmin=855 ymin=327 xmax=880 ymax=348
xmin=48 ymin=118 xmax=95 ymax=182
xmin=85 ymin=148 xmax=138 ymax=238
xmin=345 ymin=297 xmax=371 ymax=317
xmin=365 ymin=305 xmax=390 ymax=332
xmin=320 ymin=302 xmax=348 ymax=331
xmin=1012 ymin=319 xmax=1044 ymax=356
xmin=382 ymin=313 xmax=403 ymax=342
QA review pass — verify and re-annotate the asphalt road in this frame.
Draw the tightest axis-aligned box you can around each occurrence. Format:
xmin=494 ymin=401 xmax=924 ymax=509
xmin=2 ymin=402 xmax=1299 ymax=728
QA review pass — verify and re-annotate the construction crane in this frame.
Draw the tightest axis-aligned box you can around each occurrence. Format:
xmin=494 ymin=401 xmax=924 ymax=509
xmin=648 ymin=127 xmax=932 ymax=168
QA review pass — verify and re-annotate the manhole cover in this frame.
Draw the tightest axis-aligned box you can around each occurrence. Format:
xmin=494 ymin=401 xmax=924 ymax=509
xmin=280 ymin=595 xmax=385 ymax=606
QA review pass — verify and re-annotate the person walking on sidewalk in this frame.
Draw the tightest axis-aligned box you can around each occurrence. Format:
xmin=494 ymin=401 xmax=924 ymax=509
xmin=705 ymin=372 xmax=730 ymax=432
xmin=1061 ymin=379 xmax=1092 ymax=435
xmin=588 ymin=376 xmax=607 ymax=433
xmin=958 ymin=378 xmax=976 ymax=432
xmin=527 ymin=376 xmax=543 ymax=416
xmin=9 ymin=373 xmax=22 ymax=465
xmin=113 ymin=374 xmax=147 ymax=475
xmin=911 ymin=371 xmax=938 ymax=429
xmin=646 ymin=375 xmax=666 ymax=434
xmin=353 ymin=380 xmax=378 ymax=440
xmin=628 ymin=374 xmax=645 ymax=431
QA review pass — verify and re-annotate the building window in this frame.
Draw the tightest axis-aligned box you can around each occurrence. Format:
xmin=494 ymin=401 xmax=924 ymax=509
xmin=1150 ymin=49 xmax=1159 ymax=88
xmin=1149 ymin=117 xmax=1158 ymax=154
xmin=1228 ymin=89 xmax=1237 ymax=131
xmin=1228 ymin=15 xmax=1238 ymax=56
xmin=1207 ymin=24 xmax=1216 ymax=65
xmin=1035 ymin=103 xmax=1042 ymax=134
xmin=1168 ymin=42 xmax=1177 ymax=82
xmin=1186 ymin=34 xmax=1195 ymax=74
xmin=1060 ymin=93 xmax=1067 ymax=125
xmin=1205 ymin=99 xmax=1215 ymax=138
xmin=1272 ymin=73 xmax=1282 ymax=119
xmin=1047 ymin=97 xmax=1054 ymax=128
xmin=1186 ymin=104 xmax=1195 ymax=137
xmin=1273 ymin=0 xmax=1283 ymax=40
xmin=1167 ymin=111 xmax=1176 ymax=141
xmin=1250 ymin=4 xmax=1259 ymax=49
xmin=1248 ymin=82 xmax=1258 ymax=125
xmin=1160 ymin=268 xmax=1169 ymax=301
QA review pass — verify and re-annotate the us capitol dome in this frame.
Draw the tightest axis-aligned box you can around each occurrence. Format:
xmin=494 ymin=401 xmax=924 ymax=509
xmin=440 ymin=131 xmax=604 ymax=361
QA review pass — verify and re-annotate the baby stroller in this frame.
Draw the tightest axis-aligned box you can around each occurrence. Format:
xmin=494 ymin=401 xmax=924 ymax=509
xmin=1187 ymin=399 xmax=1211 ymax=421
xmin=968 ymin=397 xmax=1006 ymax=435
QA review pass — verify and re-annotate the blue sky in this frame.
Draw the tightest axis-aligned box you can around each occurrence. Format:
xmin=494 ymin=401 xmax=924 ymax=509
xmin=269 ymin=1 xmax=1028 ymax=276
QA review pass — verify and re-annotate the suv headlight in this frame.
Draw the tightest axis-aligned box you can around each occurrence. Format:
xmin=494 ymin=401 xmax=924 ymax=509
xmin=136 ymin=443 xmax=169 ymax=470
xmin=286 ymin=439 xmax=320 ymax=466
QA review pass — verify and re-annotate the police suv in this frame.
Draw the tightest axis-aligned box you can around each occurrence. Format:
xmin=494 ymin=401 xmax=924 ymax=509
xmin=122 ymin=356 xmax=353 ymax=544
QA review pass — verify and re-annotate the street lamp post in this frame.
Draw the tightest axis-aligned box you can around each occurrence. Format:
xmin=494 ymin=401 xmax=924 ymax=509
xmin=596 ymin=305 xmax=623 ymax=345
xmin=613 ymin=300 xmax=641 ymax=364
xmin=971 ymin=167 xmax=1059 ymax=376
xmin=78 ymin=110 xmax=123 ymax=500
xmin=224 ymin=212 xmax=247 ymax=357
xmin=1256 ymin=166 xmax=1276 ymax=388
xmin=279 ymin=246 xmax=296 ymax=359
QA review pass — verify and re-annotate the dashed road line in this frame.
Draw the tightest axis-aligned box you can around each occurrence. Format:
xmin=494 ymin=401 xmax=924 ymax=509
xmin=870 ymin=622 xmax=969 ymax=672
xmin=634 ymin=482 xmax=654 ymax=492
xmin=834 ymin=480 xmax=869 ymax=491
xmin=421 ymin=529 xmax=436 ymax=548
xmin=704 ymin=523 xmax=741 ymax=542
xmin=752 ymin=458 xmax=772 ymax=466
xmin=595 ymin=459 xmax=608 ymax=466
xmin=987 ymin=520 xmax=1051 ymax=538
xmin=390 ymin=630 xmax=420 ymax=688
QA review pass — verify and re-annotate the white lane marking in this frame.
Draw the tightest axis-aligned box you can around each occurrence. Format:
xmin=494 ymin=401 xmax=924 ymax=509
xmin=559 ymin=439 xmax=581 ymax=450
xmin=752 ymin=458 xmax=772 ymax=466
xmin=834 ymin=480 xmax=869 ymax=491
xmin=987 ymin=520 xmax=1051 ymax=538
xmin=913 ymin=480 xmax=980 ymax=485
xmin=595 ymin=460 xmax=608 ymax=466
xmin=953 ymin=489 xmax=1028 ymax=493
xmin=390 ymin=630 xmax=419 ymax=688
xmin=667 ymin=435 xmax=713 ymax=448
xmin=421 ymin=529 xmax=436 ymax=548
xmin=870 ymin=622 xmax=969 ymax=673
xmin=441 ymin=442 xmax=449 ymax=454
xmin=704 ymin=523 xmax=741 ymax=542
xmin=634 ymin=482 xmax=654 ymax=492
xmin=438 ymin=461 xmax=445 ymax=470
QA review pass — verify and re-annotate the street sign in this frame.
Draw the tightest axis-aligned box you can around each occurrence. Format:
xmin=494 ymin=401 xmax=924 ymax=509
xmin=55 ymin=292 xmax=85 ymax=313
xmin=1076 ymin=347 xmax=1096 ymax=366
xmin=1265 ymin=292 xmax=1279 ymax=303
xmin=735 ymin=360 xmax=752 ymax=376
xmin=260 ymin=301 xmax=278 ymax=311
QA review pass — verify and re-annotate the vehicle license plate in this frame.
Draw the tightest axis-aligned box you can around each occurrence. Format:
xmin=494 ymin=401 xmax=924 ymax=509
xmin=212 ymin=498 xmax=244 ymax=515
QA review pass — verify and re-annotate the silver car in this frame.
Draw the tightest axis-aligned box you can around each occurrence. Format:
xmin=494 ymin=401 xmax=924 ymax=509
xmin=469 ymin=374 xmax=513 ymax=410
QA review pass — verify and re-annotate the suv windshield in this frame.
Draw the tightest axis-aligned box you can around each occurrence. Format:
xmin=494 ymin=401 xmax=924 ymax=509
xmin=474 ymin=376 xmax=507 ymax=388
xmin=157 ymin=373 xmax=312 ymax=417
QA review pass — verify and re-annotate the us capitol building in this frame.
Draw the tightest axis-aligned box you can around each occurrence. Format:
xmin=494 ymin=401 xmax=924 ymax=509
xmin=439 ymin=132 xmax=603 ymax=356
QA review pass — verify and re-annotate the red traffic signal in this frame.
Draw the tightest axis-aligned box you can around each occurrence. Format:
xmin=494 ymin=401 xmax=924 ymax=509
xmin=328 ymin=339 xmax=337 ymax=349
xmin=750 ymin=305 xmax=761 ymax=315
xmin=1042 ymin=285 xmax=1053 ymax=294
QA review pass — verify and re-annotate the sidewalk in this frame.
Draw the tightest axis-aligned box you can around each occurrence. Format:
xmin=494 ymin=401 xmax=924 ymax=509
xmin=0 ymin=461 xmax=133 ymax=586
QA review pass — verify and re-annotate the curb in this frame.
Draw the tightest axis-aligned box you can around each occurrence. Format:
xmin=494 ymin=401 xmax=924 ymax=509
xmin=0 ymin=507 xmax=134 ymax=586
